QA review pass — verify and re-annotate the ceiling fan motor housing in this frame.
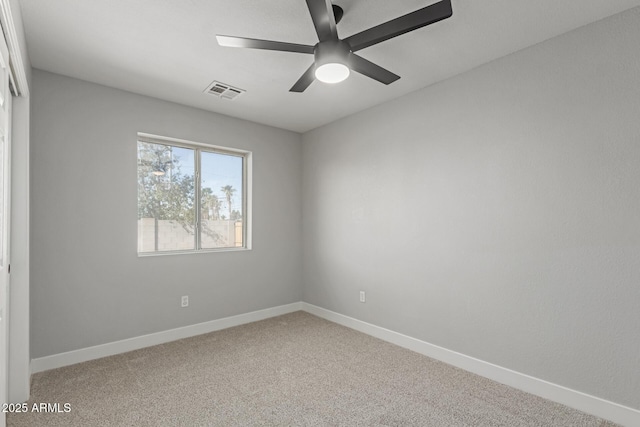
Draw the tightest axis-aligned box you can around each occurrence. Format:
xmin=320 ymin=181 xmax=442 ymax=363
xmin=314 ymin=39 xmax=351 ymax=68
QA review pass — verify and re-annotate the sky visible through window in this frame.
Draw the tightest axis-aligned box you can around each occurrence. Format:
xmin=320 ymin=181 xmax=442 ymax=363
xmin=168 ymin=146 xmax=242 ymax=218
xmin=201 ymin=151 xmax=243 ymax=217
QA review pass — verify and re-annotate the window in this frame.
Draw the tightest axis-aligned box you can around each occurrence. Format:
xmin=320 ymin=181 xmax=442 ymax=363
xmin=137 ymin=134 xmax=250 ymax=254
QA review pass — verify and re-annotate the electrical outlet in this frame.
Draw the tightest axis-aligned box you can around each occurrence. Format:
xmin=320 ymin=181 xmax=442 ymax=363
xmin=181 ymin=295 xmax=189 ymax=307
xmin=359 ymin=291 xmax=366 ymax=303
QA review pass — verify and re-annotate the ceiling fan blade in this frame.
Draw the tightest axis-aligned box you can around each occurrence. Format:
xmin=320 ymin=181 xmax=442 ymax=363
xmin=345 ymin=0 xmax=452 ymax=52
xmin=216 ymin=35 xmax=315 ymax=54
xmin=348 ymin=53 xmax=400 ymax=85
xmin=306 ymin=0 xmax=338 ymax=42
xmin=290 ymin=64 xmax=317 ymax=92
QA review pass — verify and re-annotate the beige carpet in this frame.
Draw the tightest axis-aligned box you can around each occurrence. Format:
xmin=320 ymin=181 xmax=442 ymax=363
xmin=9 ymin=311 xmax=618 ymax=426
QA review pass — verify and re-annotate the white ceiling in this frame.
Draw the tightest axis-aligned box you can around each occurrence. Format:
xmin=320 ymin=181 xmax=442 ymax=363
xmin=19 ymin=0 xmax=640 ymax=133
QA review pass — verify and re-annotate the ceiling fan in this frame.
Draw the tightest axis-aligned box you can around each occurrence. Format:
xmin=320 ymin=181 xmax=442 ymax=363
xmin=216 ymin=0 xmax=453 ymax=92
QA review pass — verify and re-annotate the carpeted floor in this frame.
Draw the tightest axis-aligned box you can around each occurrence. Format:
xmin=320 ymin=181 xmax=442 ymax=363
xmin=8 ymin=311 xmax=618 ymax=426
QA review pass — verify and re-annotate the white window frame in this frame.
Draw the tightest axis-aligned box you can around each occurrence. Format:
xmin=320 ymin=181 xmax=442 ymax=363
xmin=137 ymin=132 xmax=252 ymax=256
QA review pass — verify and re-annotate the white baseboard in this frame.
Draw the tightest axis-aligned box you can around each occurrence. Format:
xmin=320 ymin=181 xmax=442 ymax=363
xmin=31 ymin=302 xmax=303 ymax=374
xmin=29 ymin=301 xmax=639 ymax=426
xmin=300 ymin=302 xmax=640 ymax=427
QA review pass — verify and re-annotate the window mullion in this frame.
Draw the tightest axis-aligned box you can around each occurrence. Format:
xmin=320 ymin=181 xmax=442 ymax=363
xmin=242 ymin=156 xmax=247 ymax=247
xmin=195 ymin=149 xmax=202 ymax=250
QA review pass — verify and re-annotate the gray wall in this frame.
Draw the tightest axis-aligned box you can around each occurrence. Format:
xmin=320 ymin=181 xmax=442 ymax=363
xmin=302 ymin=8 xmax=640 ymax=409
xmin=31 ymin=70 xmax=302 ymax=358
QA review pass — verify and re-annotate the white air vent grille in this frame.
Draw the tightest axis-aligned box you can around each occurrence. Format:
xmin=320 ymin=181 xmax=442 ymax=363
xmin=204 ymin=81 xmax=245 ymax=100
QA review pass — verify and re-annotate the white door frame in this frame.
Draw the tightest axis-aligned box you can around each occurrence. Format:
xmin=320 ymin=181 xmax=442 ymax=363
xmin=0 ymin=26 xmax=11 ymax=427
xmin=0 ymin=0 xmax=31 ymax=419
xmin=0 ymin=0 xmax=29 ymax=97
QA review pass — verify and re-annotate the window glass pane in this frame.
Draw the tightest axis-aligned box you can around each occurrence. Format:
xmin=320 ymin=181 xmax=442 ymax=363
xmin=200 ymin=151 xmax=243 ymax=249
xmin=137 ymin=141 xmax=196 ymax=252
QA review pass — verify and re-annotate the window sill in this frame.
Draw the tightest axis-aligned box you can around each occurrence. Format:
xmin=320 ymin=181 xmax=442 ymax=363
xmin=137 ymin=247 xmax=251 ymax=257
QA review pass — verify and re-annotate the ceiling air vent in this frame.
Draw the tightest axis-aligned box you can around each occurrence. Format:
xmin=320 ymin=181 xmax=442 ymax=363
xmin=204 ymin=81 xmax=245 ymax=100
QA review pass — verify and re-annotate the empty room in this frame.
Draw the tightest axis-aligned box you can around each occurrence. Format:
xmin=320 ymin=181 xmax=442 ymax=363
xmin=1 ymin=0 xmax=639 ymax=426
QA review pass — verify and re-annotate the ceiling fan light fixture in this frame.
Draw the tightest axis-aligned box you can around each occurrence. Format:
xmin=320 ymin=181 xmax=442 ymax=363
xmin=313 ymin=40 xmax=352 ymax=84
xmin=315 ymin=62 xmax=350 ymax=84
